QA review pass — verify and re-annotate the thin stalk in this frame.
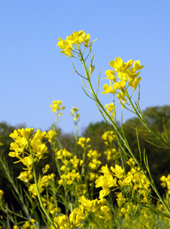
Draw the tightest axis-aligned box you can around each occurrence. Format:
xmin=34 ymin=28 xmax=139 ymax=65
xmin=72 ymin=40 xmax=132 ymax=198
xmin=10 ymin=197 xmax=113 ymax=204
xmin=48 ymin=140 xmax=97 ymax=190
xmin=30 ymin=152 xmax=56 ymax=228
xmin=77 ymin=46 xmax=170 ymax=217
xmin=0 ymin=157 xmax=38 ymax=228
xmin=126 ymin=91 xmax=170 ymax=149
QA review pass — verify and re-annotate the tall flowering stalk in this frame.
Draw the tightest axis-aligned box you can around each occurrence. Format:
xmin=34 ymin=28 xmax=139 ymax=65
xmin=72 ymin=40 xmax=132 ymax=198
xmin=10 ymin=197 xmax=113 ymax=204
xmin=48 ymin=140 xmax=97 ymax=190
xmin=57 ymin=30 xmax=170 ymax=218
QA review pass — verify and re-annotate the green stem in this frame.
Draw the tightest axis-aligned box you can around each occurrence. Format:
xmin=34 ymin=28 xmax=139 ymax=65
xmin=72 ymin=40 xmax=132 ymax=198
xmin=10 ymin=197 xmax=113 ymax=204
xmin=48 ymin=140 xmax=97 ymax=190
xmin=126 ymin=91 xmax=170 ymax=149
xmin=30 ymin=152 xmax=56 ymax=228
xmin=77 ymin=46 xmax=170 ymax=217
xmin=0 ymin=157 xmax=38 ymax=228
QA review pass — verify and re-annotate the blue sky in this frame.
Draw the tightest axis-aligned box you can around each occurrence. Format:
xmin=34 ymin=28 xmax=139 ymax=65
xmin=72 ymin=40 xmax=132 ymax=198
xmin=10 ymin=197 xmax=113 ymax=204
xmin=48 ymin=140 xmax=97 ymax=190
xmin=0 ymin=0 xmax=170 ymax=135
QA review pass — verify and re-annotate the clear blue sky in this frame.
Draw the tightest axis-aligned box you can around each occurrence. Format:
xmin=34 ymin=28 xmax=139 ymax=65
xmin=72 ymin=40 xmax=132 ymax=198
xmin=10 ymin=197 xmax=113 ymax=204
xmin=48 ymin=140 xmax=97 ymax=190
xmin=0 ymin=0 xmax=170 ymax=134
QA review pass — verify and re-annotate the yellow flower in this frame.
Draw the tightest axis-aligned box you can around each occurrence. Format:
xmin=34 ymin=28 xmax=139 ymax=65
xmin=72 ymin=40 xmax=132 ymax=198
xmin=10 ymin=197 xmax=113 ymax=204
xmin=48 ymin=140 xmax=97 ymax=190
xmin=117 ymin=91 xmax=127 ymax=104
xmin=46 ymin=129 xmax=57 ymax=143
xmin=42 ymin=164 xmax=50 ymax=174
xmin=102 ymin=84 xmax=116 ymax=94
xmin=77 ymin=137 xmax=91 ymax=148
xmin=110 ymin=164 xmax=124 ymax=179
xmin=95 ymin=165 xmax=117 ymax=198
xmin=105 ymin=103 xmax=115 ymax=113
xmin=133 ymin=60 xmax=144 ymax=70
xmin=71 ymin=106 xmax=80 ymax=122
xmin=50 ymin=100 xmax=65 ymax=114
xmin=102 ymin=131 xmax=116 ymax=143
xmin=128 ymin=76 xmax=141 ymax=90
xmin=54 ymin=215 xmax=68 ymax=228
xmin=57 ymin=30 xmax=96 ymax=57
xmin=102 ymin=57 xmax=144 ymax=106
xmin=13 ymin=226 xmax=19 ymax=229
xmin=113 ymin=80 xmax=126 ymax=90
xmin=104 ymin=70 xmax=117 ymax=82
xmin=17 ymin=171 xmax=33 ymax=183
xmin=109 ymin=57 xmax=125 ymax=72
xmin=69 ymin=208 xmax=86 ymax=227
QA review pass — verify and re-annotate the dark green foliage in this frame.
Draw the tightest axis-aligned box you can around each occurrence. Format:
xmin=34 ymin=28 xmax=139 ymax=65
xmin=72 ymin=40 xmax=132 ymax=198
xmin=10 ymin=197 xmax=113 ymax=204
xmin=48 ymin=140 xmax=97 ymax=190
xmin=123 ymin=105 xmax=170 ymax=194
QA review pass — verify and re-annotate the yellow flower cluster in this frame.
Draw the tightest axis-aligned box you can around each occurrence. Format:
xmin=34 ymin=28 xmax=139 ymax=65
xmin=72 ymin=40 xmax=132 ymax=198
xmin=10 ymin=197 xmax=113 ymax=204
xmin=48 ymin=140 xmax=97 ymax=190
xmin=104 ymin=148 xmax=119 ymax=162
xmin=59 ymin=169 xmax=81 ymax=186
xmin=102 ymin=131 xmax=116 ymax=146
xmin=70 ymin=106 xmax=80 ymax=123
xmin=51 ymin=195 xmax=111 ymax=229
xmin=105 ymin=103 xmax=116 ymax=120
xmin=95 ymin=165 xmax=117 ymax=198
xmin=29 ymin=174 xmax=55 ymax=198
xmin=160 ymin=175 xmax=170 ymax=194
xmin=56 ymin=148 xmax=72 ymax=160
xmin=77 ymin=137 xmax=91 ymax=149
xmin=56 ymin=149 xmax=83 ymax=189
xmin=95 ymin=159 xmax=150 ymax=200
xmin=57 ymin=30 xmax=96 ymax=57
xmin=21 ymin=219 xmax=35 ymax=229
xmin=56 ymin=143 xmax=104 ymax=197
xmin=46 ymin=129 xmax=57 ymax=143
xmin=13 ymin=219 xmax=36 ymax=229
xmin=8 ymin=128 xmax=57 ymax=184
xmin=87 ymin=149 xmax=101 ymax=170
xmin=102 ymin=57 xmax=144 ymax=105
xmin=41 ymin=196 xmax=61 ymax=215
xmin=50 ymin=100 xmax=65 ymax=115
xmin=79 ymin=195 xmax=111 ymax=220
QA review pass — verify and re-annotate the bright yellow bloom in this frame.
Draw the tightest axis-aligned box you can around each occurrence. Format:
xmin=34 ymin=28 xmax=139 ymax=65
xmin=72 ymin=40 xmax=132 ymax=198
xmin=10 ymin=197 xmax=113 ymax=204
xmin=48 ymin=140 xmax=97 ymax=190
xmin=109 ymin=57 xmax=125 ymax=72
xmin=117 ymin=91 xmax=127 ymax=105
xmin=128 ymin=76 xmax=141 ymax=90
xmin=102 ymin=57 xmax=144 ymax=105
xmin=104 ymin=70 xmax=116 ymax=81
xmin=57 ymin=30 xmax=96 ymax=57
xmin=105 ymin=103 xmax=116 ymax=120
xmin=102 ymin=84 xmax=116 ymax=94
xmin=113 ymin=80 xmax=126 ymax=90
xmin=13 ymin=226 xmax=19 ymax=229
xmin=104 ymin=148 xmax=119 ymax=162
xmin=69 ymin=208 xmax=86 ymax=227
xmin=56 ymin=149 xmax=72 ymax=159
xmin=102 ymin=131 xmax=116 ymax=144
xmin=105 ymin=103 xmax=115 ymax=113
xmin=21 ymin=221 xmax=30 ymax=229
xmin=10 ymin=128 xmax=34 ymax=141
xmin=77 ymin=137 xmax=91 ymax=148
xmin=133 ymin=60 xmax=144 ymax=70
xmin=160 ymin=174 xmax=170 ymax=194
xmin=95 ymin=165 xmax=117 ymax=198
xmin=110 ymin=164 xmax=124 ymax=179
xmin=71 ymin=106 xmax=80 ymax=122
xmin=46 ymin=129 xmax=57 ymax=143
xmin=89 ymin=159 xmax=101 ymax=170
xmin=54 ymin=215 xmax=68 ymax=228
xmin=17 ymin=171 xmax=33 ymax=183
xmin=70 ymin=107 xmax=79 ymax=115
xmin=70 ymin=156 xmax=80 ymax=169
xmin=50 ymin=100 xmax=65 ymax=114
